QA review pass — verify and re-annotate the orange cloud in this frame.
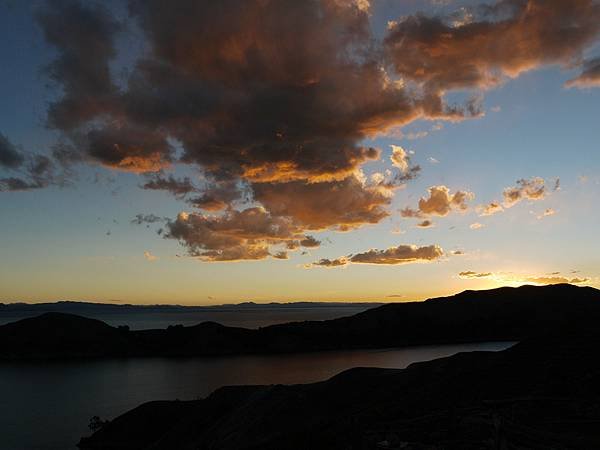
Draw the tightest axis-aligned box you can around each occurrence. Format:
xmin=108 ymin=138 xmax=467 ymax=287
xmin=252 ymin=175 xmax=393 ymax=231
xmin=402 ymin=185 xmax=474 ymax=219
xmin=143 ymin=251 xmax=159 ymax=262
xmin=479 ymin=202 xmax=504 ymax=216
xmin=165 ymin=207 xmax=320 ymax=262
xmin=503 ymin=177 xmax=546 ymax=208
xmin=310 ymin=244 xmax=444 ymax=267
xmin=385 ymin=0 xmax=600 ymax=92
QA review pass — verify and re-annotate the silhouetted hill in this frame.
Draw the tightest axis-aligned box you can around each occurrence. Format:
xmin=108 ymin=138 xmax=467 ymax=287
xmin=0 ymin=313 xmax=135 ymax=359
xmin=1 ymin=284 xmax=599 ymax=360
xmin=78 ymin=324 xmax=600 ymax=449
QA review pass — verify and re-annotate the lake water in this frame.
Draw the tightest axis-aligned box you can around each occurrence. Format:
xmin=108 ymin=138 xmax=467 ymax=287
xmin=0 ymin=342 xmax=513 ymax=450
xmin=0 ymin=304 xmax=379 ymax=330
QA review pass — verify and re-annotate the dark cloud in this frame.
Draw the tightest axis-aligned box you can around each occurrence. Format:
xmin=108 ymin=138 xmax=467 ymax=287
xmin=131 ymin=213 xmax=165 ymax=225
xmin=566 ymin=57 xmax=600 ymax=88
xmin=300 ymin=236 xmax=321 ymax=248
xmin=416 ymin=219 xmax=434 ymax=228
xmin=36 ymin=0 xmax=121 ymax=130
xmin=187 ymin=181 xmax=243 ymax=212
xmin=310 ymin=257 xmax=349 ymax=268
xmin=0 ymin=133 xmax=25 ymax=168
xmin=85 ymin=126 xmax=173 ymax=173
xmin=0 ymin=134 xmax=60 ymax=191
xmin=142 ymin=174 xmax=197 ymax=197
xmin=0 ymin=178 xmax=39 ymax=191
xmin=40 ymin=0 xmax=434 ymax=179
xmin=36 ymin=1 xmax=475 ymax=224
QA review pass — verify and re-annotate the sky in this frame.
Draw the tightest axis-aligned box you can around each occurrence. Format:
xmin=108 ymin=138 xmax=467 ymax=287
xmin=0 ymin=0 xmax=599 ymax=305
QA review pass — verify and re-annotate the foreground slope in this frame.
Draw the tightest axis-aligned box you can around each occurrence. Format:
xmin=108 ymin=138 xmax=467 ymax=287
xmin=1 ymin=284 xmax=599 ymax=359
xmin=78 ymin=325 xmax=600 ymax=449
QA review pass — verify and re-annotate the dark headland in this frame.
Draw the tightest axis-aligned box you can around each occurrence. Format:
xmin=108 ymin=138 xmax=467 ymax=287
xmin=4 ymin=284 xmax=600 ymax=449
xmin=1 ymin=283 xmax=598 ymax=360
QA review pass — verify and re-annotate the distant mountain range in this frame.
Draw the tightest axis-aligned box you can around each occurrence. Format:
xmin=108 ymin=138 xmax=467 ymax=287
xmin=1 ymin=283 xmax=599 ymax=360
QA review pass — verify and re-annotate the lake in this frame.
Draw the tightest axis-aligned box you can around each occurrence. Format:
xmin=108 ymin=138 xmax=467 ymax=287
xmin=0 ymin=342 xmax=514 ymax=450
xmin=0 ymin=304 xmax=380 ymax=330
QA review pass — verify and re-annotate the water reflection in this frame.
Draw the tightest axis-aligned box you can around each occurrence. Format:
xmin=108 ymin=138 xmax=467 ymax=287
xmin=0 ymin=341 xmax=514 ymax=450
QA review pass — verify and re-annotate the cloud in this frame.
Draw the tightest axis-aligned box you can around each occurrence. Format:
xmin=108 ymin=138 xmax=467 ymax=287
xmin=252 ymin=175 xmax=393 ymax=231
xmin=0 ymin=133 xmax=25 ymax=169
xmin=385 ymin=0 xmax=600 ymax=93
xmin=187 ymin=181 xmax=242 ymax=212
xmin=39 ymin=0 xmax=462 ymax=183
xmin=390 ymin=145 xmax=410 ymax=172
xmin=35 ymin=0 xmax=483 ymax=255
xmin=272 ymin=251 xmax=289 ymax=260
xmin=131 ymin=213 xmax=165 ymax=225
xmin=503 ymin=177 xmax=547 ymax=207
xmin=417 ymin=219 xmax=434 ymax=228
xmin=0 ymin=134 xmax=60 ymax=192
xmin=36 ymin=0 xmax=122 ymax=131
xmin=142 ymin=174 xmax=197 ymax=197
xmin=477 ymin=177 xmax=554 ymax=218
xmin=479 ymin=201 xmax=504 ymax=216
xmin=537 ymin=208 xmax=556 ymax=220
xmin=566 ymin=57 xmax=600 ymax=88
xmin=389 ymin=145 xmax=421 ymax=183
xmin=402 ymin=185 xmax=474 ymax=218
xmin=459 ymin=271 xmax=492 ymax=279
xmin=85 ymin=126 xmax=173 ymax=173
xmin=310 ymin=257 xmax=349 ymax=268
xmin=143 ymin=251 xmax=159 ymax=262
xmin=28 ymin=0 xmax=595 ymax=263
xmin=165 ymin=207 xmax=319 ymax=262
xmin=350 ymin=244 xmax=444 ymax=265
xmin=299 ymin=236 xmax=321 ymax=248
xmin=310 ymin=244 xmax=444 ymax=267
